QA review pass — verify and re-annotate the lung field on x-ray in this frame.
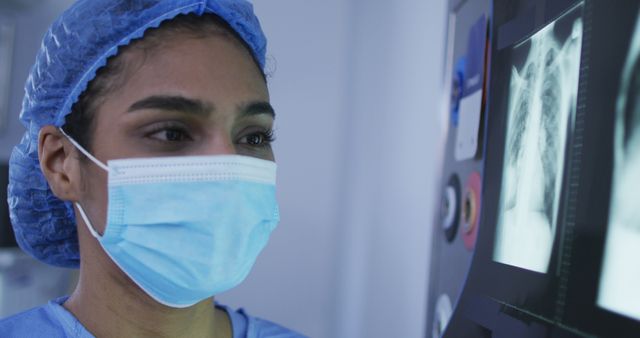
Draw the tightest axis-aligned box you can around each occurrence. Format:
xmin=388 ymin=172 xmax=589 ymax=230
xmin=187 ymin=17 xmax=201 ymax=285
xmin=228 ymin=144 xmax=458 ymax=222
xmin=494 ymin=7 xmax=583 ymax=273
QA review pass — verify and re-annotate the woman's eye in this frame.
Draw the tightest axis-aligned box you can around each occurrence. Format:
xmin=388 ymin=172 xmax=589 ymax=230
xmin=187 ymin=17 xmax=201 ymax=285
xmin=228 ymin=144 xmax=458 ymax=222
xmin=149 ymin=128 xmax=191 ymax=142
xmin=240 ymin=131 xmax=275 ymax=147
xmin=247 ymin=134 xmax=265 ymax=145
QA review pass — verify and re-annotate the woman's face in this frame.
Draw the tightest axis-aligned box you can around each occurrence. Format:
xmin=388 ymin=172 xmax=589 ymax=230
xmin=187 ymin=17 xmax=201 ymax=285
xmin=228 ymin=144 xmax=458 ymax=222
xmin=77 ymin=33 xmax=273 ymax=235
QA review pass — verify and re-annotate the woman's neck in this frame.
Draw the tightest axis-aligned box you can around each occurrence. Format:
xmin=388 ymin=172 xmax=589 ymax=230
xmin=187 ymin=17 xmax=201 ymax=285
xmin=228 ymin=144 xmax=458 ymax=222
xmin=63 ymin=252 xmax=230 ymax=338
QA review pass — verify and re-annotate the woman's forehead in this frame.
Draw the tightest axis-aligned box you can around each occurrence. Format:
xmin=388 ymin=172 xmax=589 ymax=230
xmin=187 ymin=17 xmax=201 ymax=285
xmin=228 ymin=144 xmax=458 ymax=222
xmin=120 ymin=35 xmax=266 ymax=97
xmin=93 ymin=35 xmax=269 ymax=126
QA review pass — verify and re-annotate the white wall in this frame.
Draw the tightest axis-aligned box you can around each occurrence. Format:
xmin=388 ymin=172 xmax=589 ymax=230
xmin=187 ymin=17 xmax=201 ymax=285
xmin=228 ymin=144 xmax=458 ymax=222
xmin=221 ymin=1 xmax=448 ymax=337
xmin=334 ymin=1 xmax=448 ymax=337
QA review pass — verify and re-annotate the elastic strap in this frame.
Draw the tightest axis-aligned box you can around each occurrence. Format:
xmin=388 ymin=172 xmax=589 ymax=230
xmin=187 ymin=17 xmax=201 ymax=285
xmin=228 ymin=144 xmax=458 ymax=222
xmin=75 ymin=202 xmax=102 ymax=239
xmin=58 ymin=128 xmax=110 ymax=172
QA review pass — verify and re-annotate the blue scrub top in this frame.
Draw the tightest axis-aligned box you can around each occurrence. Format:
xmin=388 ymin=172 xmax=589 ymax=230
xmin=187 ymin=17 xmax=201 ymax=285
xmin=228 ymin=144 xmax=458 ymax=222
xmin=0 ymin=296 xmax=305 ymax=338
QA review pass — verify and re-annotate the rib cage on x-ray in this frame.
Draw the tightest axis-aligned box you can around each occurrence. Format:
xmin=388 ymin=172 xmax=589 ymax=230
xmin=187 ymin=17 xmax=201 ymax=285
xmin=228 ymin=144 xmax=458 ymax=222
xmin=507 ymin=52 xmax=561 ymax=225
xmin=494 ymin=14 xmax=583 ymax=273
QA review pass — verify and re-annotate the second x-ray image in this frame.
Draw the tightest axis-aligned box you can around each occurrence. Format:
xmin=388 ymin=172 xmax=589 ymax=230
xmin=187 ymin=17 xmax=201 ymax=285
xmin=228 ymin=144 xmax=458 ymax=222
xmin=598 ymin=10 xmax=640 ymax=321
xmin=493 ymin=5 xmax=583 ymax=273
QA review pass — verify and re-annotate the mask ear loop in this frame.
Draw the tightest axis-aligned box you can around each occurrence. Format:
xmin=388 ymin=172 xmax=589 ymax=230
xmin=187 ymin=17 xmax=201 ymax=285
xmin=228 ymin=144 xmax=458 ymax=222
xmin=58 ymin=128 xmax=110 ymax=172
xmin=58 ymin=128 xmax=107 ymax=239
xmin=75 ymin=203 xmax=102 ymax=239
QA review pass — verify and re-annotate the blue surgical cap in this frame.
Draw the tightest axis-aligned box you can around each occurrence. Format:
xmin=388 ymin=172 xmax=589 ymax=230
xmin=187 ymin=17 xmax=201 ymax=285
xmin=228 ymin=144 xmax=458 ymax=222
xmin=8 ymin=0 xmax=267 ymax=268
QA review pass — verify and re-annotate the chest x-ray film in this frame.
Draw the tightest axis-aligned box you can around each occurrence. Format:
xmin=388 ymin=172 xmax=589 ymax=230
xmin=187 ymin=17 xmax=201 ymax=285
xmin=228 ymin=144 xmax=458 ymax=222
xmin=598 ymin=10 xmax=640 ymax=321
xmin=493 ymin=5 xmax=583 ymax=273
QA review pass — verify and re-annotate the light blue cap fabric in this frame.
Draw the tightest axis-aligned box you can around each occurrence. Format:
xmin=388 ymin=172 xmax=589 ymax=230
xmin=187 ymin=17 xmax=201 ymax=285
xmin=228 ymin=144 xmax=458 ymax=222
xmin=8 ymin=0 xmax=267 ymax=268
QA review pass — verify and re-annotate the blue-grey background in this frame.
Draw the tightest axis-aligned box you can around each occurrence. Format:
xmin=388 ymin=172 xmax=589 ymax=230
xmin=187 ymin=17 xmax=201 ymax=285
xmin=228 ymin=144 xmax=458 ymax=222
xmin=0 ymin=0 xmax=448 ymax=337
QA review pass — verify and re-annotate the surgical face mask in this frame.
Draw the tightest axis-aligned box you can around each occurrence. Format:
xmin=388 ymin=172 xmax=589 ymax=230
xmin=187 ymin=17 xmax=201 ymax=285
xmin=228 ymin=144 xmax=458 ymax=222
xmin=60 ymin=129 xmax=279 ymax=308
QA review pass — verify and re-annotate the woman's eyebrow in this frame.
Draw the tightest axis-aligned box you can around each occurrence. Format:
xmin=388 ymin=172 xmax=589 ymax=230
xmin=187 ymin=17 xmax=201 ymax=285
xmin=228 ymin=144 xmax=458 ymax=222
xmin=127 ymin=95 xmax=212 ymax=117
xmin=240 ymin=101 xmax=276 ymax=119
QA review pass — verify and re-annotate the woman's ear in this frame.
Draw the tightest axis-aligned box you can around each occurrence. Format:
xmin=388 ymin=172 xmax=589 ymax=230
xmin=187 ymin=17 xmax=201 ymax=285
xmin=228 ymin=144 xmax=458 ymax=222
xmin=38 ymin=125 xmax=82 ymax=202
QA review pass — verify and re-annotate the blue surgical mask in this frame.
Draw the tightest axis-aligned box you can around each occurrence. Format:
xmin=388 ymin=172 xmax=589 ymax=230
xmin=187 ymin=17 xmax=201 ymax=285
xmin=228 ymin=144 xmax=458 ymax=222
xmin=60 ymin=129 xmax=279 ymax=308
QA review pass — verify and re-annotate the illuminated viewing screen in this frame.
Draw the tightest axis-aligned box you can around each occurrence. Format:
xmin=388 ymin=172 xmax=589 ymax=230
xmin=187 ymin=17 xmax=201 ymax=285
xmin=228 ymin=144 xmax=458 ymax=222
xmin=598 ymin=11 xmax=640 ymax=321
xmin=493 ymin=4 xmax=583 ymax=273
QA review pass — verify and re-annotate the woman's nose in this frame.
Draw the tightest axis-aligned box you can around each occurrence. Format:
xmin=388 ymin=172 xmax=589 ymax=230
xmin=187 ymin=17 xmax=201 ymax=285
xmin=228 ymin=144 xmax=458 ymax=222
xmin=204 ymin=133 xmax=237 ymax=156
